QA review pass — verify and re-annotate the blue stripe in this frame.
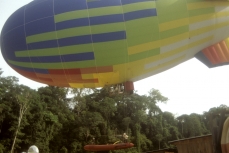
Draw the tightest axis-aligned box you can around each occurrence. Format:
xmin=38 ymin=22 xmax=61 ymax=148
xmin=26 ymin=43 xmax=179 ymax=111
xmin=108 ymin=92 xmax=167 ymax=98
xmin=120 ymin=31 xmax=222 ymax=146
xmin=87 ymin=0 xmax=121 ymax=9
xmin=56 ymin=18 xmax=89 ymax=30
xmin=25 ymin=0 xmax=54 ymax=23
xmin=121 ymin=0 xmax=156 ymax=5
xmin=2 ymin=27 xmax=28 ymax=62
xmin=12 ymin=52 xmax=94 ymax=63
xmin=30 ymin=56 xmax=61 ymax=63
xmin=90 ymin=14 xmax=124 ymax=25
xmin=26 ymin=31 xmax=126 ymax=50
xmin=11 ymin=64 xmax=49 ymax=74
xmin=31 ymin=52 xmax=94 ymax=63
xmin=54 ymin=0 xmax=87 ymax=15
xmin=28 ymin=40 xmax=58 ymax=50
xmin=34 ymin=68 xmax=49 ymax=74
xmin=92 ymin=31 xmax=126 ymax=43
xmin=62 ymin=52 xmax=94 ymax=62
xmin=3 ymin=27 xmax=27 ymax=54
xmin=26 ymin=0 xmax=47 ymax=8
xmin=58 ymin=35 xmax=92 ymax=47
xmin=124 ymin=8 xmax=157 ymax=21
xmin=2 ymin=7 xmax=25 ymax=36
xmin=25 ymin=17 xmax=55 ymax=36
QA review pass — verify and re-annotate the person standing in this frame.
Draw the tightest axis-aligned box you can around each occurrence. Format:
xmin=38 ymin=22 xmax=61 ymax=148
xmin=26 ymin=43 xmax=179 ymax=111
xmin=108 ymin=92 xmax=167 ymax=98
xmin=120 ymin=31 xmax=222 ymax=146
xmin=123 ymin=133 xmax=128 ymax=143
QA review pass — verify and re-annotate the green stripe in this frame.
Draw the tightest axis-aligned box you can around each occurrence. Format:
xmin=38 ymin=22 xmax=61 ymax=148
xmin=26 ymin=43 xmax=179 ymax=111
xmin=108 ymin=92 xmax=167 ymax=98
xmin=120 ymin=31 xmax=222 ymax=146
xmin=186 ymin=0 xmax=204 ymax=3
xmin=122 ymin=1 xmax=156 ymax=13
xmin=160 ymin=25 xmax=189 ymax=39
xmin=91 ymin=22 xmax=125 ymax=34
xmin=93 ymin=40 xmax=128 ymax=66
xmin=129 ymin=48 xmax=160 ymax=62
xmin=57 ymin=26 xmax=91 ymax=39
xmin=63 ymin=60 xmax=95 ymax=68
xmin=125 ymin=16 xmax=158 ymax=29
xmin=127 ymin=32 xmax=159 ymax=47
xmin=88 ymin=6 xmax=123 ymax=16
xmin=93 ymin=40 xmax=127 ymax=51
xmin=59 ymin=44 xmax=93 ymax=55
xmin=96 ymin=56 xmax=127 ymax=66
xmin=15 ymin=44 xmax=93 ymax=57
xmin=126 ymin=23 xmax=160 ymax=46
xmin=55 ymin=10 xmax=88 ymax=23
xmin=16 ymin=48 xmax=58 ymax=57
xmin=158 ymin=12 xmax=188 ymax=23
xmin=8 ymin=60 xmax=95 ymax=69
xmin=26 ymin=32 xmax=56 ymax=44
xmin=156 ymin=0 xmax=188 ymax=23
xmin=126 ymin=24 xmax=159 ymax=37
xmin=94 ymin=48 xmax=127 ymax=59
xmin=26 ymin=26 xmax=91 ymax=44
xmin=156 ymin=0 xmax=187 ymax=15
xmin=189 ymin=7 xmax=215 ymax=17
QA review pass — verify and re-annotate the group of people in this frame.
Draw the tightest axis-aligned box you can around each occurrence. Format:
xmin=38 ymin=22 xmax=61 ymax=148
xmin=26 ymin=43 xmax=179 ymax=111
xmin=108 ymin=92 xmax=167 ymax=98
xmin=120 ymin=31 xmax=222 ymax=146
xmin=90 ymin=133 xmax=129 ymax=144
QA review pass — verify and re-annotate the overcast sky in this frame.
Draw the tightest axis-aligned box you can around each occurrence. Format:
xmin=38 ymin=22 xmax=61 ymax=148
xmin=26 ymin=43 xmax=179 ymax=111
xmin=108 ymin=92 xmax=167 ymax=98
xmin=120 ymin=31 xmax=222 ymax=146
xmin=1 ymin=0 xmax=228 ymax=116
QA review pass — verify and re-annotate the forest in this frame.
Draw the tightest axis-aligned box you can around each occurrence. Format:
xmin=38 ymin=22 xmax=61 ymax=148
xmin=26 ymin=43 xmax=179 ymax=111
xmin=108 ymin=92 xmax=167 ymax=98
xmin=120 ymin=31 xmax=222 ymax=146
xmin=0 ymin=69 xmax=228 ymax=153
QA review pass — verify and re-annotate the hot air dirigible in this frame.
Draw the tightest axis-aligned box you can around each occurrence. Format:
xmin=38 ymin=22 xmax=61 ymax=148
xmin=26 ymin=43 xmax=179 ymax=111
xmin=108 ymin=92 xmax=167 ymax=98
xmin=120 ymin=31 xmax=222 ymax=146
xmin=1 ymin=0 xmax=229 ymax=90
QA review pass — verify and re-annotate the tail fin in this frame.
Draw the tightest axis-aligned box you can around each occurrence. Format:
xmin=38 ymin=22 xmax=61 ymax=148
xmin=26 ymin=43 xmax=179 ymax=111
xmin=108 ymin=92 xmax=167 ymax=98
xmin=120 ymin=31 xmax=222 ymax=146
xmin=195 ymin=38 xmax=229 ymax=68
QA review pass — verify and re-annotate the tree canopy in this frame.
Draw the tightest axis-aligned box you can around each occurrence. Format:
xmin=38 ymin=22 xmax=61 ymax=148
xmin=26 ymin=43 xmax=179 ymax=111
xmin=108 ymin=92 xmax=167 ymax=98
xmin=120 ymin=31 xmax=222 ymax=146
xmin=0 ymin=70 xmax=228 ymax=153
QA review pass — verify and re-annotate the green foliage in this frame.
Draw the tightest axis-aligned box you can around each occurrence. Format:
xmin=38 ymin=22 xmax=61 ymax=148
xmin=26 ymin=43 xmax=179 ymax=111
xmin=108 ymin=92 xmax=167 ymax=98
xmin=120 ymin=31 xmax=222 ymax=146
xmin=60 ymin=146 xmax=68 ymax=153
xmin=0 ymin=143 xmax=5 ymax=153
xmin=0 ymin=70 xmax=227 ymax=153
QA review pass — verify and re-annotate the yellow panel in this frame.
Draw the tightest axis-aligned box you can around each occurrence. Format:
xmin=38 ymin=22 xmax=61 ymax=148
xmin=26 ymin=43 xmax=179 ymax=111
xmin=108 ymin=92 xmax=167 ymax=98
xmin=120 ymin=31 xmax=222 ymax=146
xmin=69 ymin=83 xmax=84 ymax=88
xmin=159 ymin=18 xmax=189 ymax=32
xmin=216 ymin=21 xmax=229 ymax=29
xmin=69 ymin=83 xmax=103 ymax=88
xmin=215 ymin=10 xmax=229 ymax=18
xmin=213 ymin=1 xmax=229 ymax=6
xmin=97 ymin=72 xmax=120 ymax=85
xmin=81 ymin=73 xmax=97 ymax=79
xmin=189 ymin=25 xmax=215 ymax=37
xmin=145 ymin=55 xmax=185 ymax=74
xmin=187 ymin=2 xmax=214 ymax=10
xmin=161 ymin=32 xmax=189 ymax=46
xmin=189 ymin=13 xmax=215 ymax=24
xmin=144 ymin=35 xmax=213 ymax=64
xmin=128 ymin=40 xmax=161 ymax=55
xmin=113 ymin=64 xmax=127 ymax=83
xmin=225 ymin=38 xmax=229 ymax=47
xmin=81 ymin=72 xmax=120 ymax=85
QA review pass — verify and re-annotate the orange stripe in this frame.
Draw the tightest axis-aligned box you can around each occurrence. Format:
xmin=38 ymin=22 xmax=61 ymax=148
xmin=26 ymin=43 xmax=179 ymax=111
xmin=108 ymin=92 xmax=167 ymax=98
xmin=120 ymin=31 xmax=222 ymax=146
xmin=202 ymin=48 xmax=217 ymax=64
xmin=219 ymin=41 xmax=229 ymax=61
xmin=209 ymin=46 xmax=221 ymax=64
xmin=215 ymin=43 xmax=227 ymax=62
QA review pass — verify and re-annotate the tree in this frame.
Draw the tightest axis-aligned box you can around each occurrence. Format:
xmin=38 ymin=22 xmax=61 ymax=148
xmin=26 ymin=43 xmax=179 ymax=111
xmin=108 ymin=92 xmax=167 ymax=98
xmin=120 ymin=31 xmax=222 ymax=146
xmin=10 ymin=87 xmax=34 ymax=153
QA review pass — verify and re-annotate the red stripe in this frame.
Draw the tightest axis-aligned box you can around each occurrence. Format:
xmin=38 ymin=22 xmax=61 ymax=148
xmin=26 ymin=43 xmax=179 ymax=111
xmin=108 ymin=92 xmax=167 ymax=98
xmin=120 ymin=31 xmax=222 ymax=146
xmin=49 ymin=68 xmax=81 ymax=75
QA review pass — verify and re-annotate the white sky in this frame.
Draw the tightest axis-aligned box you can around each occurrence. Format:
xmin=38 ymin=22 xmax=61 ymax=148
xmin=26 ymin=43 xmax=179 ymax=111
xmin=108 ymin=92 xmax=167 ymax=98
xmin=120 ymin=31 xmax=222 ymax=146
xmin=0 ymin=0 xmax=228 ymax=116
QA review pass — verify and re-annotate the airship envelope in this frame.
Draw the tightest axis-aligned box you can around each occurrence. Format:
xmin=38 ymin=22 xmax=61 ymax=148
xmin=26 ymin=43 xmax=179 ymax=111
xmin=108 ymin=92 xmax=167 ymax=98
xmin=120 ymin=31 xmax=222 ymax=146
xmin=1 ymin=0 xmax=229 ymax=88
